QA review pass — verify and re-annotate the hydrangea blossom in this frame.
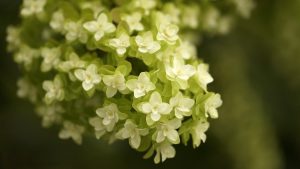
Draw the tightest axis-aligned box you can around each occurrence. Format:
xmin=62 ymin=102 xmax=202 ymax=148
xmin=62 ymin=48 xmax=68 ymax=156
xmin=8 ymin=0 xmax=253 ymax=163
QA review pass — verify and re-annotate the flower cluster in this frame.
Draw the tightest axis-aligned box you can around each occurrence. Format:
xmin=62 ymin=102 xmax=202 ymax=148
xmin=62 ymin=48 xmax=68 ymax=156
xmin=7 ymin=0 xmax=252 ymax=163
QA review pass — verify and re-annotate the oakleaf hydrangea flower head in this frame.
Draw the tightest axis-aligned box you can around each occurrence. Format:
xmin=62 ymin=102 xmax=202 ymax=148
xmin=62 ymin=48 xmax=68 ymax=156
xmin=126 ymin=72 xmax=155 ymax=98
xmin=7 ymin=0 xmax=252 ymax=163
xmin=83 ymin=13 xmax=116 ymax=41
xmin=139 ymin=92 xmax=172 ymax=124
xmin=74 ymin=64 xmax=101 ymax=91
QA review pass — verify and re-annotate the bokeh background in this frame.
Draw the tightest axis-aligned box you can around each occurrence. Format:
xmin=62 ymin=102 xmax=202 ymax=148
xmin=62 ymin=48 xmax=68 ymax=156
xmin=1 ymin=0 xmax=300 ymax=169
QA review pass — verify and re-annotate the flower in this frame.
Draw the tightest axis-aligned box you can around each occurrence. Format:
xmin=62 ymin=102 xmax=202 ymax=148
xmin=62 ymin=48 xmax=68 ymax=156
xmin=126 ymin=72 xmax=155 ymax=98
xmin=109 ymin=33 xmax=131 ymax=56
xmin=58 ymin=52 xmax=86 ymax=72
xmin=20 ymin=0 xmax=46 ymax=17
xmin=95 ymin=103 xmax=122 ymax=132
xmin=50 ymin=10 xmax=65 ymax=32
xmin=14 ymin=45 xmax=39 ymax=69
xmin=83 ymin=13 xmax=116 ymax=41
xmin=195 ymin=64 xmax=214 ymax=91
xmin=170 ymin=92 xmax=195 ymax=119
xmin=6 ymin=26 xmax=21 ymax=52
xmin=103 ymin=72 xmax=126 ymax=98
xmin=139 ymin=92 xmax=172 ymax=123
xmin=40 ymin=47 xmax=61 ymax=72
xmin=135 ymin=31 xmax=161 ymax=54
xmin=165 ymin=58 xmax=196 ymax=88
xmin=42 ymin=76 xmax=65 ymax=104
xmin=121 ymin=12 xmax=144 ymax=33
xmin=133 ymin=0 xmax=156 ymax=15
xmin=174 ymin=41 xmax=196 ymax=60
xmin=154 ymin=118 xmax=181 ymax=144
xmin=156 ymin=23 xmax=179 ymax=45
xmin=64 ymin=21 xmax=88 ymax=43
xmin=116 ymin=120 xmax=149 ymax=149
xmin=89 ymin=117 xmax=107 ymax=139
xmin=17 ymin=78 xmax=38 ymax=103
xmin=204 ymin=93 xmax=222 ymax=118
xmin=154 ymin=141 xmax=176 ymax=164
xmin=36 ymin=104 xmax=64 ymax=127
xmin=59 ymin=121 xmax=85 ymax=144
xmin=74 ymin=64 xmax=102 ymax=91
xmin=191 ymin=121 xmax=209 ymax=148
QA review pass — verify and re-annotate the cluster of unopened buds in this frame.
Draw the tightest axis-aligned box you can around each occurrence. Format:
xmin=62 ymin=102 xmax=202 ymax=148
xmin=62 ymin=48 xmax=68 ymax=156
xmin=7 ymin=0 xmax=253 ymax=163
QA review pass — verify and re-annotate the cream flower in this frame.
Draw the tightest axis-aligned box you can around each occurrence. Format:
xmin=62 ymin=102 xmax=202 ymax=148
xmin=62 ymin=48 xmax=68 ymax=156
xmin=40 ymin=47 xmax=61 ymax=72
xmin=135 ymin=31 xmax=161 ymax=54
xmin=89 ymin=117 xmax=107 ymax=139
xmin=121 ymin=12 xmax=144 ymax=32
xmin=154 ymin=118 xmax=181 ymax=144
xmin=59 ymin=121 xmax=85 ymax=145
xmin=109 ymin=33 xmax=131 ymax=56
xmin=20 ymin=0 xmax=46 ymax=17
xmin=96 ymin=103 xmax=122 ymax=132
xmin=154 ymin=141 xmax=176 ymax=164
xmin=58 ymin=52 xmax=86 ymax=72
xmin=42 ymin=76 xmax=65 ymax=104
xmin=126 ymin=72 xmax=155 ymax=98
xmin=170 ymin=92 xmax=195 ymax=119
xmin=103 ymin=72 xmax=126 ymax=98
xmin=191 ymin=121 xmax=209 ymax=148
xmin=64 ymin=21 xmax=88 ymax=43
xmin=204 ymin=93 xmax=222 ymax=118
xmin=157 ymin=23 xmax=179 ymax=45
xmin=50 ymin=10 xmax=65 ymax=32
xmin=74 ymin=64 xmax=102 ymax=91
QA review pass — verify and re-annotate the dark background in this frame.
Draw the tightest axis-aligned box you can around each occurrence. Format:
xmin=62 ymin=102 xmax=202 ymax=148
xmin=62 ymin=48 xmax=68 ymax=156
xmin=1 ymin=0 xmax=300 ymax=169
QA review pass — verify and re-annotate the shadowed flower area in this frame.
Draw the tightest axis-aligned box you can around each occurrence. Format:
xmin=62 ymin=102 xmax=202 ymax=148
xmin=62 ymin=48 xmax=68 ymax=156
xmin=1 ymin=0 xmax=300 ymax=169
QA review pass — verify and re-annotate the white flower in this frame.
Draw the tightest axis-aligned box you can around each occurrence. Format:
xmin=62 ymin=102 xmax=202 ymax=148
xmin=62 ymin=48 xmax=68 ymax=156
xmin=135 ymin=31 xmax=161 ymax=54
xmin=6 ymin=26 xmax=21 ymax=51
xmin=121 ymin=12 xmax=144 ymax=33
xmin=83 ymin=13 xmax=116 ymax=41
xmin=109 ymin=33 xmax=130 ymax=56
xmin=64 ymin=21 xmax=88 ymax=43
xmin=14 ymin=45 xmax=39 ymax=69
xmin=126 ymin=72 xmax=155 ymax=98
xmin=154 ymin=118 xmax=181 ymax=144
xmin=170 ymin=92 xmax=195 ymax=119
xmin=36 ymin=104 xmax=64 ymax=127
xmin=195 ymin=63 xmax=214 ymax=91
xmin=133 ymin=0 xmax=156 ymax=15
xmin=42 ymin=76 xmax=65 ymax=104
xmin=116 ymin=120 xmax=149 ymax=149
xmin=139 ymin=92 xmax=172 ymax=123
xmin=154 ymin=141 xmax=176 ymax=164
xmin=40 ymin=47 xmax=61 ymax=72
xmin=17 ymin=78 xmax=37 ymax=103
xmin=174 ymin=41 xmax=196 ymax=60
xmin=163 ymin=3 xmax=181 ymax=24
xmin=182 ymin=6 xmax=199 ymax=29
xmin=165 ymin=58 xmax=196 ymax=88
xmin=50 ymin=10 xmax=65 ymax=32
xmin=157 ymin=23 xmax=179 ymax=45
xmin=103 ymin=72 xmax=126 ymax=98
xmin=89 ymin=117 xmax=106 ymax=139
xmin=21 ymin=0 xmax=46 ymax=17
xmin=204 ymin=93 xmax=222 ymax=118
xmin=59 ymin=121 xmax=85 ymax=145
xmin=58 ymin=52 xmax=86 ymax=72
xmin=191 ymin=121 xmax=209 ymax=148
xmin=74 ymin=64 xmax=101 ymax=91
xmin=95 ymin=103 xmax=122 ymax=132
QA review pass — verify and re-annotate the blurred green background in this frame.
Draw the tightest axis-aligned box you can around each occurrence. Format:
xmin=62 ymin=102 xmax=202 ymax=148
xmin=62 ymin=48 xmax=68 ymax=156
xmin=1 ymin=0 xmax=300 ymax=169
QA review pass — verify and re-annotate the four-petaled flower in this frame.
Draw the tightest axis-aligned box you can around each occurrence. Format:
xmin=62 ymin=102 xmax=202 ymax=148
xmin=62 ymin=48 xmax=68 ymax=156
xmin=40 ymin=47 xmax=61 ymax=72
xmin=154 ymin=118 xmax=181 ymax=144
xmin=121 ymin=12 xmax=144 ymax=33
xmin=191 ymin=121 xmax=209 ymax=148
xmin=116 ymin=120 xmax=149 ymax=149
xmin=42 ymin=75 xmax=65 ymax=104
xmin=83 ymin=13 xmax=116 ymax=41
xmin=135 ymin=31 xmax=161 ymax=54
xmin=195 ymin=63 xmax=214 ymax=91
xmin=109 ymin=33 xmax=131 ymax=56
xmin=95 ymin=103 xmax=122 ymax=132
xmin=204 ymin=93 xmax=222 ymax=118
xmin=157 ymin=23 xmax=179 ymax=45
xmin=89 ymin=117 xmax=107 ymax=139
xmin=170 ymin=92 xmax=195 ymax=119
xmin=74 ymin=64 xmax=101 ymax=91
xmin=139 ymin=92 xmax=172 ymax=124
xmin=103 ymin=72 xmax=126 ymax=98
xmin=21 ymin=0 xmax=46 ymax=17
xmin=64 ymin=21 xmax=88 ymax=43
xmin=126 ymin=72 xmax=155 ymax=98
xmin=58 ymin=52 xmax=86 ymax=72
xmin=59 ymin=121 xmax=85 ymax=145
xmin=154 ymin=141 xmax=176 ymax=164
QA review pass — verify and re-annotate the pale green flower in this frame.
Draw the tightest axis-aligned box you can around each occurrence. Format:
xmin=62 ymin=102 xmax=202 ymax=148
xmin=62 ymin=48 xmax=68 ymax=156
xmin=59 ymin=121 xmax=85 ymax=144
xmin=203 ymin=7 xmax=220 ymax=31
xmin=109 ymin=33 xmax=131 ymax=56
xmin=89 ymin=117 xmax=106 ymax=139
xmin=182 ymin=6 xmax=199 ymax=29
xmin=83 ymin=13 xmax=116 ymax=41
xmin=154 ymin=118 xmax=181 ymax=144
xmin=204 ymin=93 xmax=222 ymax=118
xmin=135 ymin=31 xmax=161 ymax=54
xmin=126 ymin=72 xmax=155 ymax=98
xmin=156 ymin=23 xmax=179 ymax=45
xmin=74 ymin=64 xmax=102 ymax=91
xmin=50 ymin=10 xmax=65 ymax=32
xmin=103 ymin=72 xmax=126 ymax=98
xmin=121 ymin=12 xmax=144 ymax=33
xmin=20 ymin=0 xmax=46 ymax=17
xmin=154 ymin=141 xmax=176 ymax=164
xmin=80 ymin=1 xmax=104 ymax=18
xmin=17 ymin=78 xmax=37 ymax=103
xmin=64 ymin=21 xmax=88 ymax=43
xmin=191 ymin=121 xmax=209 ymax=148
xmin=42 ymin=76 xmax=65 ymax=104
xmin=14 ymin=45 xmax=39 ymax=69
xmin=163 ymin=3 xmax=181 ymax=24
xmin=139 ymin=92 xmax=172 ymax=123
xmin=6 ymin=26 xmax=21 ymax=52
xmin=58 ymin=52 xmax=86 ymax=72
xmin=133 ymin=0 xmax=156 ymax=15
xmin=170 ymin=92 xmax=195 ymax=119
xmin=95 ymin=103 xmax=122 ymax=132
xmin=116 ymin=120 xmax=149 ymax=149
xmin=174 ymin=41 xmax=196 ymax=60
xmin=40 ymin=47 xmax=61 ymax=72
xmin=195 ymin=63 xmax=214 ymax=91
xmin=165 ymin=58 xmax=196 ymax=88
xmin=36 ymin=104 xmax=64 ymax=127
